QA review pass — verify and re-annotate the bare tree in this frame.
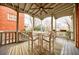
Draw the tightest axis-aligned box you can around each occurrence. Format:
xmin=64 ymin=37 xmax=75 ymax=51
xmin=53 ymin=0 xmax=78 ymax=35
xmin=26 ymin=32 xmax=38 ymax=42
xmin=64 ymin=17 xmax=71 ymax=40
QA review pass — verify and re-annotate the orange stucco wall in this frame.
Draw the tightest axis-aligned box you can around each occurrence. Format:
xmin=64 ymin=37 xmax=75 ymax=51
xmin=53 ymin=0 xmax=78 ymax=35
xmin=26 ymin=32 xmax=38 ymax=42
xmin=0 ymin=6 xmax=24 ymax=31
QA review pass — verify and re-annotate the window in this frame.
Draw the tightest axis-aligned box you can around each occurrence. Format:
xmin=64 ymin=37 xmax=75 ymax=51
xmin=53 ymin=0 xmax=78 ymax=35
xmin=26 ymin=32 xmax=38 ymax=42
xmin=8 ymin=13 xmax=17 ymax=21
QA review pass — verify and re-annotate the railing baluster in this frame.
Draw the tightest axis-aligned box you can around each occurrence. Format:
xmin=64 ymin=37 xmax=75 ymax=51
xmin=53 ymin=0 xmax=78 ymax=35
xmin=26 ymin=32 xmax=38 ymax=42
xmin=28 ymin=36 xmax=30 ymax=54
xmin=2 ymin=33 xmax=3 ymax=45
xmin=5 ymin=32 xmax=6 ymax=44
xmin=41 ymin=35 xmax=43 ymax=52
xmin=38 ymin=34 xmax=40 ymax=47
xmin=49 ymin=33 xmax=51 ymax=54
xmin=18 ymin=32 xmax=20 ymax=42
xmin=0 ymin=33 xmax=2 ymax=45
xmin=6 ymin=32 xmax=8 ymax=44
xmin=28 ymin=32 xmax=33 ymax=55
xmin=12 ymin=32 xmax=14 ymax=43
xmin=9 ymin=32 xmax=10 ymax=43
xmin=15 ymin=32 xmax=17 ymax=43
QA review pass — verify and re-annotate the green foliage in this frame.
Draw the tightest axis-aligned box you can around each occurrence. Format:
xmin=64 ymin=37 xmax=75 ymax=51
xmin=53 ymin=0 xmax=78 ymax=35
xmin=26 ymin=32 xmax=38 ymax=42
xmin=22 ymin=28 xmax=31 ymax=34
xmin=34 ymin=25 xmax=41 ymax=31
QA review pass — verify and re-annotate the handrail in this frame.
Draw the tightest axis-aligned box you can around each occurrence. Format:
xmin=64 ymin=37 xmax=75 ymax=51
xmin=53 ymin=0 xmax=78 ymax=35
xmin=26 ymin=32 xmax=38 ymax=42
xmin=43 ymin=38 xmax=49 ymax=42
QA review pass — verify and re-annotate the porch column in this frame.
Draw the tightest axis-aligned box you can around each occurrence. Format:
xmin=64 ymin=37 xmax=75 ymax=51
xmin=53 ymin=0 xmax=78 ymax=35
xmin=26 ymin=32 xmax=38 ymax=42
xmin=72 ymin=4 xmax=76 ymax=41
xmin=53 ymin=16 xmax=56 ymax=54
xmin=75 ymin=4 xmax=79 ymax=48
xmin=41 ymin=20 xmax=42 ymax=32
xmin=51 ymin=15 xmax=53 ymax=31
xmin=33 ymin=17 xmax=34 ymax=31
xmin=16 ymin=4 xmax=19 ymax=43
xmin=49 ymin=15 xmax=53 ymax=54
xmin=73 ymin=4 xmax=77 ymax=46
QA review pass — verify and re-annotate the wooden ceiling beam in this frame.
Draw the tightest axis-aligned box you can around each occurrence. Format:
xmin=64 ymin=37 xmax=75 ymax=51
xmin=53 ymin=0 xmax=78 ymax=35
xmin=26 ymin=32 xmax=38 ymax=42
xmin=40 ymin=9 xmax=43 ymax=15
xmin=27 ymin=3 xmax=33 ymax=13
xmin=34 ymin=3 xmax=40 ymax=7
xmin=50 ymin=3 xmax=58 ymax=8
xmin=43 ymin=9 xmax=48 ymax=14
xmin=32 ymin=9 xmax=40 ymax=15
xmin=11 ymin=3 xmax=15 ymax=8
xmin=23 ymin=3 xmax=27 ymax=11
xmin=44 ymin=3 xmax=53 ymax=8
xmin=30 ymin=8 xmax=39 ymax=10
xmin=28 ymin=9 xmax=36 ymax=14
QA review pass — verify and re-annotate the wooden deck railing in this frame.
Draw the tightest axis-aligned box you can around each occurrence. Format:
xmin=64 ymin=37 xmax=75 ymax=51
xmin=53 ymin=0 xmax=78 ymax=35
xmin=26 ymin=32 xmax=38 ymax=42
xmin=0 ymin=31 xmax=56 ymax=55
xmin=42 ymin=32 xmax=56 ymax=54
xmin=19 ymin=32 xmax=29 ymax=42
xmin=0 ymin=31 xmax=16 ymax=45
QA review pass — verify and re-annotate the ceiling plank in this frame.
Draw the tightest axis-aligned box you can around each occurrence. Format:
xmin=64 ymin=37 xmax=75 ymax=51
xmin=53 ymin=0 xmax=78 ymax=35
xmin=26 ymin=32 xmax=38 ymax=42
xmin=54 ymin=4 xmax=73 ymax=12
xmin=55 ymin=6 xmax=74 ymax=14
xmin=50 ymin=3 xmax=58 ymax=8
xmin=44 ymin=3 xmax=53 ymax=8
xmin=52 ymin=4 xmax=65 ymax=11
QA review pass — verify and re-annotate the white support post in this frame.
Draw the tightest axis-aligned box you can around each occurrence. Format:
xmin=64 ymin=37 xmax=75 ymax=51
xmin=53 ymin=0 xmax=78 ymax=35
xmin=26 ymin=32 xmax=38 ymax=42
xmin=73 ymin=4 xmax=76 ymax=43
xmin=51 ymin=15 xmax=53 ymax=31
xmin=33 ymin=17 xmax=34 ymax=31
xmin=53 ymin=16 xmax=56 ymax=54
xmin=49 ymin=15 xmax=53 ymax=54
xmin=71 ymin=14 xmax=74 ymax=41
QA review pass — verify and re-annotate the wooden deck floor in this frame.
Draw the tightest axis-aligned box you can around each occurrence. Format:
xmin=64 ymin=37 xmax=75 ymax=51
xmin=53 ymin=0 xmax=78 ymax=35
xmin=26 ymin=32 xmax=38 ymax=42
xmin=61 ymin=39 xmax=79 ymax=55
xmin=0 ymin=38 xmax=79 ymax=55
xmin=0 ymin=42 xmax=29 ymax=55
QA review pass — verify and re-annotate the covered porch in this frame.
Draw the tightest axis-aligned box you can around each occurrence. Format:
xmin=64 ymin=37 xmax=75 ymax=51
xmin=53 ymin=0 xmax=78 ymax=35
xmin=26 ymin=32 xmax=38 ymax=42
xmin=0 ymin=3 xmax=78 ymax=55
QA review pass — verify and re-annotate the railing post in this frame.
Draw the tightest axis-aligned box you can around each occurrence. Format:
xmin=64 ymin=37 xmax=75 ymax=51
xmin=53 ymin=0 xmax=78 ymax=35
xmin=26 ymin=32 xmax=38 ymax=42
xmin=9 ymin=32 xmax=10 ymax=43
xmin=16 ymin=4 xmax=19 ymax=43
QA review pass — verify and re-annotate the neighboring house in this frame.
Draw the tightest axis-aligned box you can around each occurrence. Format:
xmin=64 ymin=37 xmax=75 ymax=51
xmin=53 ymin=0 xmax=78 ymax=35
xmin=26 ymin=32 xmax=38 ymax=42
xmin=0 ymin=6 xmax=24 ymax=32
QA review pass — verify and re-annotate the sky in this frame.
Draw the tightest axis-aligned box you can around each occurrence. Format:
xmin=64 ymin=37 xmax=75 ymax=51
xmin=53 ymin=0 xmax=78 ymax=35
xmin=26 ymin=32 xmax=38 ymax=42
xmin=56 ymin=16 xmax=73 ymax=31
xmin=24 ymin=14 xmax=33 ymax=27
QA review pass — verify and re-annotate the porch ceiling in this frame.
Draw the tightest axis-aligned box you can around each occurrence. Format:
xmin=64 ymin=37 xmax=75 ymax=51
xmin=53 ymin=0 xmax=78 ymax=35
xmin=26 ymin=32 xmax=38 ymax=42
xmin=0 ymin=3 xmax=74 ymax=20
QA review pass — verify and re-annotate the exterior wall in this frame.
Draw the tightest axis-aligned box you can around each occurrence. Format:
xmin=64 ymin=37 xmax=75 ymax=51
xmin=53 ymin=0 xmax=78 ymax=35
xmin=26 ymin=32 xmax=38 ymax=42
xmin=76 ymin=4 xmax=79 ymax=48
xmin=0 ymin=6 xmax=24 ymax=32
xmin=19 ymin=13 xmax=24 ymax=31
